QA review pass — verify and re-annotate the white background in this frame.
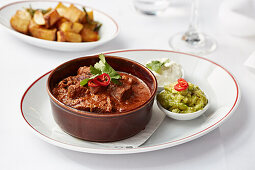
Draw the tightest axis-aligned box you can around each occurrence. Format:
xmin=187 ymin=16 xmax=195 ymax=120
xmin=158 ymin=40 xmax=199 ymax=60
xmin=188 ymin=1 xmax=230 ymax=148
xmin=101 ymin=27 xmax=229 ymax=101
xmin=1 ymin=0 xmax=255 ymax=169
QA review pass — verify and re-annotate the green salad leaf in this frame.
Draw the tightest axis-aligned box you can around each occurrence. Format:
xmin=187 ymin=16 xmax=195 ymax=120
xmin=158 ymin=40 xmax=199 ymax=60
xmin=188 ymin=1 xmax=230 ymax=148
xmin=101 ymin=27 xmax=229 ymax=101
xmin=80 ymin=54 xmax=121 ymax=86
xmin=146 ymin=59 xmax=170 ymax=73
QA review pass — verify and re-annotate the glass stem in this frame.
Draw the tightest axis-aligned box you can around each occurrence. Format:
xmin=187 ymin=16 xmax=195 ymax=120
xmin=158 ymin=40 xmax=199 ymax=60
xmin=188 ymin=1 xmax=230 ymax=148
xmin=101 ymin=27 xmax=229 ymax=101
xmin=183 ymin=0 xmax=202 ymax=44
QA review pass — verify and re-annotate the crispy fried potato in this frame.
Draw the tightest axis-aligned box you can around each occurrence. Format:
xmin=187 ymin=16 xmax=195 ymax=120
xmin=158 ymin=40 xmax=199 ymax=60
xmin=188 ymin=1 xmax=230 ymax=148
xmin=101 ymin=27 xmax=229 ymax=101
xmin=29 ymin=20 xmax=56 ymax=41
xmin=33 ymin=10 xmax=45 ymax=25
xmin=28 ymin=19 xmax=39 ymax=30
xmin=59 ymin=22 xmax=83 ymax=33
xmin=72 ymin=22 xmax=83 ymax=33
xmin=81 ymin=27 xmax=99 ymax=42
xmin=87 ymin=11 xmax=94 ymax=21
xmin=55 ymin=2 xmax=68 ymax=17
xmin=44 ymin=9 xmax=61 ymax=28
xmin=57 ymin=31 xmax=66 ymax=42
xmin=10 ymin=10 xmax=31 ymax=34
xmin=63 ymin=4 xmax=85 ymax=23
xmin=83 ymin=22 xmax=97 ymax=31
xmin=57 ymin=31 xmax=82 ymax=42
xmin=59 ymin=22 xmax=72 ymax=32
xmin=10 ymin=3 xmax=101 ymax=42
xmin=56 ymin=18 xmax=69 ymax=29
xmin=30 ymin=27 xmax=56 ymax=41
xmin=80 ymin=10 xmax=94 ymax=24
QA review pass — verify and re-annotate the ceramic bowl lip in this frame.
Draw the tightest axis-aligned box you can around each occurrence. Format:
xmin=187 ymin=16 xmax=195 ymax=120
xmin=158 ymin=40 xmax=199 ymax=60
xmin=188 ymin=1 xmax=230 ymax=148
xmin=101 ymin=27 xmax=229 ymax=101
xmin=156 ymin=89 xmax=210 ymax=120
xmin=47 ymin=55 xmax=158 ymax=118
xmin=0 ymin=0 xmax=120 ymax=45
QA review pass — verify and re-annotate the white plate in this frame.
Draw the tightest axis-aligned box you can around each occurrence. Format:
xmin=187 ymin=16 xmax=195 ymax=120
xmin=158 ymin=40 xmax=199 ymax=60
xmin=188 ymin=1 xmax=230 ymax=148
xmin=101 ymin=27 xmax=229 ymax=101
xmin=0 ymin=1 xmax=119 ymax=51
xmin=21 ymin=49 xmax=240 ymax=154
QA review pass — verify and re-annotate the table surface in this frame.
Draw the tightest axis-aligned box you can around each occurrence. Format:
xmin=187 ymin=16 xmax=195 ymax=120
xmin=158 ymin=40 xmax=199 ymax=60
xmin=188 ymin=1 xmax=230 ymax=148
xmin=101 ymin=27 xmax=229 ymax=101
xmin=1 ymin=0 xmax=255 ymax=169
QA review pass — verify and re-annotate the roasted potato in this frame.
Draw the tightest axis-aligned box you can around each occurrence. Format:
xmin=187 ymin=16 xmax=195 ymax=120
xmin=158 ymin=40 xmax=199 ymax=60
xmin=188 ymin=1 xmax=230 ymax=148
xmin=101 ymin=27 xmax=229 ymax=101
xmin=56 ymin=18 xmax=69 ymax=29
xmin=10 ymin=3 xmax=101 ymax=42
xmin=81 ymin=27 xmax=99 ymax=42
xmin=57 ymin=31 xmax=66 ymax=42
xmin=87 ymin=11 xmax=94 ymax=21
xmin=28 ymin=19 xmax=39 ymax=30
xmin=55 ymin=2 xmax=68 ymax=17
xmin=59 ymin=22 xmax=83 ymax=33
xmin=62 ymin=4 xmax=85 ymax=23
xmin=44 ymin=9 xmax=61 ymax=28
xmin=29 ymin=20 xmax=56 ymax=41
xmin=33 ymin=10 xmax=45 ymax=25
xmin=10 ymin=10 xmax=31 ymax=34
xmin=57 ymin=31 xmax=82 ymax=42
xmin=80 ymin=8 xmax=94 ymax=24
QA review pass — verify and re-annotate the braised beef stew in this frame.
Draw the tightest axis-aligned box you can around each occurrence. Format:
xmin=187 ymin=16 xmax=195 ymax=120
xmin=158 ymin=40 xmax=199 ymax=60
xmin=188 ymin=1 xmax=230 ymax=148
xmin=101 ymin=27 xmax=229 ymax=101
xmin=52 ymin=66 xmax=151 ymax=113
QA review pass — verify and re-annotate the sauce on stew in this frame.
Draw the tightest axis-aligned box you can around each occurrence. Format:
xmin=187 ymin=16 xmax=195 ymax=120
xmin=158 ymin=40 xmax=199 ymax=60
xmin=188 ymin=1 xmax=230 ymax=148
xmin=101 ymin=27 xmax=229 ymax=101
xmin=52 ymin=66 xmax=151 ymax=113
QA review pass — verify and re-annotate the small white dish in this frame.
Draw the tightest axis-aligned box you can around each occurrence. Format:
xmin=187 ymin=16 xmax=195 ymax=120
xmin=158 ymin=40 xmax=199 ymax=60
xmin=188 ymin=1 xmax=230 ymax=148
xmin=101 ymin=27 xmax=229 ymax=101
xmin=157 ymin=91 xmax=210 ymax=120
xmin=0 ymin=1 xmax=119 ymax=51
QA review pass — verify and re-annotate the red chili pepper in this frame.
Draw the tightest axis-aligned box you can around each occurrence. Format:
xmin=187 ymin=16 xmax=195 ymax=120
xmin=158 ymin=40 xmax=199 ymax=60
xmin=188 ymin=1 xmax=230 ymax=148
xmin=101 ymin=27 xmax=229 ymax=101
xmin=174 ymin=78 xmax=189 ymax=91
xmin=88 ymin=79 xmax=99 ymax=87
xmin=90 ymin=73 xmax=111 ymax=87
xmin=178 ymin=78 xmax=188 ymax=87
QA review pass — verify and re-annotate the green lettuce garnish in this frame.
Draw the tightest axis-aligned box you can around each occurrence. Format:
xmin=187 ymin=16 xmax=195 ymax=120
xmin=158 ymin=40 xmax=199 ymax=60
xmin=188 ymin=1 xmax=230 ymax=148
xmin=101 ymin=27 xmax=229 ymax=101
xmin=146 ymin=59 xmax=170 ymax=73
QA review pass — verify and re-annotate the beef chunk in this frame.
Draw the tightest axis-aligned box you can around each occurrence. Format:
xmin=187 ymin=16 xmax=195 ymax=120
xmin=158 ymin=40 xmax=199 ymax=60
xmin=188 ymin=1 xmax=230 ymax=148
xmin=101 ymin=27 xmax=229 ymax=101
xmin=121 ymin=74 xmax=133 ymax=85
xmin=90 ymin=95 xmax=112 ymax=112
xmin=77 ymin=66 xmax=91 ymax=75
xmin=58 ymin=76 xmax=77 ymax=89
xmin=77 ymin=66 xmax=93 ymax=81
xmin=67 ymin=84 xmax=88 ymax=99
xmin=72 ymin=94 xmax=112 ymax=113
xmin=89 ymin=86 xmax=107 ymax=94
xmin=109 ymin=76 xmax=134 ymax=102
xmin=110 ymin=84 xmax=132 ymax=102
xmin=72 ymin=98 xmax=91 ymax=111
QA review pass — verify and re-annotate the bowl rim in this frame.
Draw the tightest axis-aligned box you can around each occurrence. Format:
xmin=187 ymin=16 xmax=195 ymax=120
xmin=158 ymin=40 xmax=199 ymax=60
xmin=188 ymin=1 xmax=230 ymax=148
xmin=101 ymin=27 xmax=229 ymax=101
xmin=0 ymin=0 xmax=120 ymax=45
xmin=47 ymin=54 xmax=158 ymax=118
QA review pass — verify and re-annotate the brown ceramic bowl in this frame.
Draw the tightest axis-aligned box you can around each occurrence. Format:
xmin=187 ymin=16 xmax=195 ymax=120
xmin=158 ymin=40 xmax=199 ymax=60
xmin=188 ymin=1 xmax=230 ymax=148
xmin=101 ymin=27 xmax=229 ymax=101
xmin=47 ymin=55 xmax=157 ymax=142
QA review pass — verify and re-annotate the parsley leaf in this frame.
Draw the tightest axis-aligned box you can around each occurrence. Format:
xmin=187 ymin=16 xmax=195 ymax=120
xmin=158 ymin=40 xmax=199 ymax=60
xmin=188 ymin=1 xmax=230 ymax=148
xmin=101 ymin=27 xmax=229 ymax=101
xmin=99 ymin=54 xmax=106 ymax=63
xmin=146 ymin=59 xmax=170 ymax=73
xmin=95 ymin=54 xmax=121 ymax=80
xmin=90 ymin=65 xmax=101 ymax=75
xmin=80 ymin=78 xmax=90 ymax=86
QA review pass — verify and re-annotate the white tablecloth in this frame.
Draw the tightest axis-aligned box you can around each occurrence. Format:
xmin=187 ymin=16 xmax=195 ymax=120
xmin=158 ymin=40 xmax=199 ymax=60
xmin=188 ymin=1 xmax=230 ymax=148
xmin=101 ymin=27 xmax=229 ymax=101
xmin=1 ymin=0 xmax=255 ymax=169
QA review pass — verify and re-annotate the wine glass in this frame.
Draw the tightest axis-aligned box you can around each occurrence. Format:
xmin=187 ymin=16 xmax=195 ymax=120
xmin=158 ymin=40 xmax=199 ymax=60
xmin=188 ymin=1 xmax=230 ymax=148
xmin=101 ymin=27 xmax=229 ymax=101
xmin=133 ymin=0 xmax=170 ymax=15
xmin=169 ymin=0 xmax=217 ymax=55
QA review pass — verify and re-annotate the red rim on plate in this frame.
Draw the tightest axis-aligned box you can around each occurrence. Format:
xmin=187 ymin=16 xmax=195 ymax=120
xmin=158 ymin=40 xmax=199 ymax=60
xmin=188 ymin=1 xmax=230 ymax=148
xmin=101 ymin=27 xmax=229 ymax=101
xmin=20 ymin=49 xmax=240 ymax=154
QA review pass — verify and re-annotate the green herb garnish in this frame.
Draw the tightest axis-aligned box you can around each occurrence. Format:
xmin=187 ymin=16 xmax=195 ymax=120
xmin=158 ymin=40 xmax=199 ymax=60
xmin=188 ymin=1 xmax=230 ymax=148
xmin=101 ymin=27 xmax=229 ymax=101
xmin=82 ymin=7 xmax=90 ymax=23
xmin=93 ymin=22 xmax=102 ymax=32
xmin=146 ymin=59 xmax=170 ymax=73
xmin=82 ymin=6 xmax=102 ymax=32
xmin=25 ymin=5 xmax=51 ymax=17
xmin=80 ymin=54 xmax=121 ymax=86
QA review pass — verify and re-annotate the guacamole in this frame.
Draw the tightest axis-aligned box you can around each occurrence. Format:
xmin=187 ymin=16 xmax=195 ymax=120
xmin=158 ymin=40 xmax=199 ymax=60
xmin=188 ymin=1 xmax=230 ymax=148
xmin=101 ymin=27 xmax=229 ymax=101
xmin=157 ymin=81 xmax=208 ymax=113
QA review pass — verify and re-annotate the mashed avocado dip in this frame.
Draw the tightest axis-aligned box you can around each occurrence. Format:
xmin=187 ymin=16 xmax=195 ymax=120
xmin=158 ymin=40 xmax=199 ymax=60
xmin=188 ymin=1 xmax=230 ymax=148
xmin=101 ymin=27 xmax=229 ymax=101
xmin=157 ymin=79 xmax=208 ymax=113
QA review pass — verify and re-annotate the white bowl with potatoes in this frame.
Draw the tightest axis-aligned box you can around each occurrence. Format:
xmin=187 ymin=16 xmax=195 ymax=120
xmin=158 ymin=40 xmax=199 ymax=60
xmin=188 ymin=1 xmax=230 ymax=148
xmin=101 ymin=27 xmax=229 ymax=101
xmin=0 ymin=1 xmax=119 ymax=51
